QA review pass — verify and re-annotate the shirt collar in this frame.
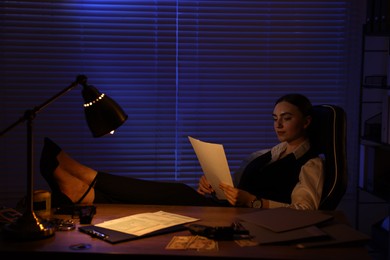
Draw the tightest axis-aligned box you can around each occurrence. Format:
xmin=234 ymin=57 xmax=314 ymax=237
xmin=271 ymin=139 xmax=311 ymax=160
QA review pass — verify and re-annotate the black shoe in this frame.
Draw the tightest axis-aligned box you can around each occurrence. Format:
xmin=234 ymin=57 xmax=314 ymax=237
xmin=40 ymin=137 xmax=97 ymax=208
xmin=40 ymin=137 xmax=61 ymax=188
xmin=40 ymin=137 xmax=73 ymax=207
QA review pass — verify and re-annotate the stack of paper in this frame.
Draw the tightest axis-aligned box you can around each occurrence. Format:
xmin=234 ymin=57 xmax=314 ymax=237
xmin=236 ymin=207 xmax=370 ymax=248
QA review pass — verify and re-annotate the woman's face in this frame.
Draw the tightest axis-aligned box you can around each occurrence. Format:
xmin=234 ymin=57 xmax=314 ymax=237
xmin=272 ymin=101 xmax=311 ymax=144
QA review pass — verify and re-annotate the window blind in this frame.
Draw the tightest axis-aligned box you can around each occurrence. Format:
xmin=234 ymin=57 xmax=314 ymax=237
xmin=0 ymin=0 xmax=361 ymax=206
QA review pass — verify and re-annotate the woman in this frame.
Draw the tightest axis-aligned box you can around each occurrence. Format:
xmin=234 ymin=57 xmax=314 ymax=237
xmin=40 ymin=93 xmax=324 ymax=210
xmin=199 ymin=93 xmax=324 ymax=210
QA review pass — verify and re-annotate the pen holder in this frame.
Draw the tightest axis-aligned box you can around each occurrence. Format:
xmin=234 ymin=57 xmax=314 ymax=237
xmin=75 ymin=205 xmax=96 ymax=224
xmin=33 ymin=190 xmax=51 ymax=220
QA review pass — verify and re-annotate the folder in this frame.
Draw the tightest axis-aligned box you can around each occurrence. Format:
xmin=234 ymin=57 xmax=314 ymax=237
xmin=79 ymin=224 xmax=186 ymax=244
xmin=238 ymin=220 xmax=328 ymax=245
xmin=237 ymin=207 xmax=333 ymax=233
xmin=236 ymin=207 xmax=370 ymax=247
xmin=78 ymin=210 xmax=199 ymax=244
xmin=296 ymin=223 xmax=371 ymax=248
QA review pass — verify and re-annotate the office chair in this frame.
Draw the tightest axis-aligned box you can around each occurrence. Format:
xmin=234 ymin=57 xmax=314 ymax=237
xmin=309 ymin=104 xmax=348 ymax=210
xmin=233 ymin=104 xmax=347 ymax=210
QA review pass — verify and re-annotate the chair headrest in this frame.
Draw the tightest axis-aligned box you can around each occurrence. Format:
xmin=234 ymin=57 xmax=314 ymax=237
xmin=309 ymin=105 xmax=345 ymax=155
xmin=308 ymin=104 xmax=348 ymax=210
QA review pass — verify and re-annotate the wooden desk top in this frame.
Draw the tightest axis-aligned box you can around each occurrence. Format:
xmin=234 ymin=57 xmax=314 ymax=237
xmin=0 ymin=204 xmax=371 ymax=259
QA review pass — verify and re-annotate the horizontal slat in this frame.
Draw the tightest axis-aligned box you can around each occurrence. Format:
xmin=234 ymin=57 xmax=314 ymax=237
xmin=0 ymin=0 xmax=356 ymax=207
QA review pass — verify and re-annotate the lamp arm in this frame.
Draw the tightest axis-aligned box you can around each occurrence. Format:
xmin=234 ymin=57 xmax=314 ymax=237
xmin=1 ymin=75 xmax=89 ymax=239
xmin=0 ymin=75 xmax=87 ymax=137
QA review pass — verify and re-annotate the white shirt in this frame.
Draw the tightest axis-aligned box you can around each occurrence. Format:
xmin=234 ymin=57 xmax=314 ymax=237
xmin=270 ymin=140 xmax=324 ymax=210
xmin=234 ymin=139 xmax=324 ymax=210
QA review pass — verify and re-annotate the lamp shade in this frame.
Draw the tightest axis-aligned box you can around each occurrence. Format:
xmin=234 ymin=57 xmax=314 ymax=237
xmin=82 ymin=84 xmax=128 ymax=137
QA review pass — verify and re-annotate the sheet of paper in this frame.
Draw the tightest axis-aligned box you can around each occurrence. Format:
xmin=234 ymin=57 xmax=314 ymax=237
xmin=188 ymin=136 xmax=234 ymax=200
xmin=95 ymin=211 xmax=199 ymax=236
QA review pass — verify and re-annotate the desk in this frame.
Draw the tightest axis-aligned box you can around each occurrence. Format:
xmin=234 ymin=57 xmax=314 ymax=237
xmin=0 ymin=204 xmax=371 ymax=259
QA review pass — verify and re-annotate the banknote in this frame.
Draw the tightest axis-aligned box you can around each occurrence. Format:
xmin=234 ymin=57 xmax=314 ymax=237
xmin=166 ymin=236 xmax=195 ymax=250
xmin=187 ymin=235 xmax=218 ymax=251
xmin=235 ymin=239 xmax=259 ymax=247
xmin=166 ymin=235 xmax=218 ymax=251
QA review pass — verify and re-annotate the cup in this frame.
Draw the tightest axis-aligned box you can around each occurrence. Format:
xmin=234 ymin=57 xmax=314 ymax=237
xmin=33 ymin=190 xmax=51 ymax=219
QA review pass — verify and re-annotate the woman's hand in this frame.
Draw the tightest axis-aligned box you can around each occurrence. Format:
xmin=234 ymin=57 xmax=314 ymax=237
xmin=219 ymin=183 xmax=255 ymax=207
xmin=197 ymin=175 xmax=214 ymax=195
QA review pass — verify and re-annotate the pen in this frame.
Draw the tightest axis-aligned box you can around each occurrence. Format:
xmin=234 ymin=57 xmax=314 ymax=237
xmin=88 ymin=229 xmax=109 ymax=240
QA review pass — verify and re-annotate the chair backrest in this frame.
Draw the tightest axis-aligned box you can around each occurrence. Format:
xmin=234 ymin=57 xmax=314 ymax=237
xmin=308 ymin=104 xmax=348 ymax=210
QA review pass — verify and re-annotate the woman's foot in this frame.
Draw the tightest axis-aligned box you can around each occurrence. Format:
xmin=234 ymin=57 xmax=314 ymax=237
xmin=54 ymin=166 xmax=95 ymax=205
xmin=40 ymin=137 xmax=96 ymax=206
xmin=40 ymin=137 xmax=71 ymax=207
xmin=57 ymin=149 xmax=98 ymax=186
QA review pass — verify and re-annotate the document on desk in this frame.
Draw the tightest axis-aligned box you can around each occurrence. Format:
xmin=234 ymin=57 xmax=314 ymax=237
xmin=188 ymin=136 xmax=234 ymax=200
xmin=79 ymin=211 xmax=198 ymax=244
xmin=95 ymin=211 xmax=199 ymax=236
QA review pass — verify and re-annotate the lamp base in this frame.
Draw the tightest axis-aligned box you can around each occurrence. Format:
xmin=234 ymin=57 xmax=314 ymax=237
xmin=3 ymin=210 xmax=55 ymax=240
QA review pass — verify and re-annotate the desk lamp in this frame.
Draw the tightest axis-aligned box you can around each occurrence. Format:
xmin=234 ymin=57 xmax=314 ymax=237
xmin=0 ymin=75 xmax=128 ymax=240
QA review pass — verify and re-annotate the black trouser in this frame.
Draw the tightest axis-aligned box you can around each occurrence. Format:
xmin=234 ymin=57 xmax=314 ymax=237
xmin=94 ymin=172 xmax=228 ymax=206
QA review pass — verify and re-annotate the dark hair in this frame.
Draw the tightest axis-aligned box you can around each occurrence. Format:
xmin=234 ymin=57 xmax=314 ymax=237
xmin=275 ymin=93 xmax=312 ymax=117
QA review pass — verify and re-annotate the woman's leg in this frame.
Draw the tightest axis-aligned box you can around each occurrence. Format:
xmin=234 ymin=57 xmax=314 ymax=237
xmin=93 ymin=172 xmax=219 ymax=206
xmin=54 ymin=166 xmax=95 ymax=205
xmin=56 ymin=148 xmax=98 ymax=186
xmin=41 ymin=137 xmax=222 ymax=207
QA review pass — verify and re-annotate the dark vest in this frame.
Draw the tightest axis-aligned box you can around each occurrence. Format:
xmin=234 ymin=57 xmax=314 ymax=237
xmin=237 ymin=150 xmax=317 ymax=204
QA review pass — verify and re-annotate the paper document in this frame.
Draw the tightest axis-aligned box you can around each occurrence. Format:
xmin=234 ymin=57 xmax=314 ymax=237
xmin=95 ymin=211 xmax=199 ymax=236
xmin=188 ymin=136 xmax=234 ymax=200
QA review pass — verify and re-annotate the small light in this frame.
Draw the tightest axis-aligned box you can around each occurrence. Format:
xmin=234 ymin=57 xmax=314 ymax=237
xmin=81 ymin=80 xmax=128 ymax=138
